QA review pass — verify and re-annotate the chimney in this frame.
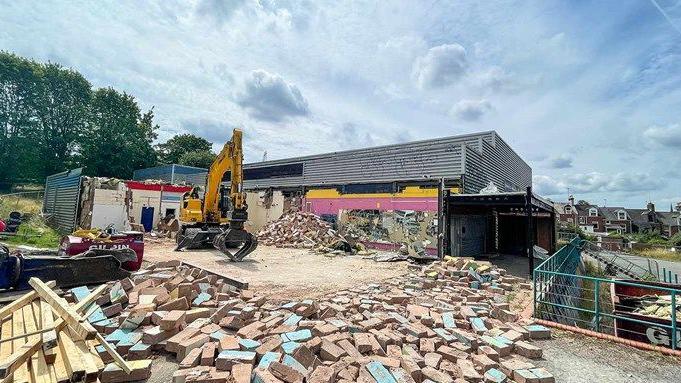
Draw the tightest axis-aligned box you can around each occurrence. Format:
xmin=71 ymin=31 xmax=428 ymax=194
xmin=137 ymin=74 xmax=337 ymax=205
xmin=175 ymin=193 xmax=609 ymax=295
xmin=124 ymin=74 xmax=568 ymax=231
xmin=568 ymin=195 xmax=575 ymax=206
xmin=647 ymin=202 xmax=655 ymax=212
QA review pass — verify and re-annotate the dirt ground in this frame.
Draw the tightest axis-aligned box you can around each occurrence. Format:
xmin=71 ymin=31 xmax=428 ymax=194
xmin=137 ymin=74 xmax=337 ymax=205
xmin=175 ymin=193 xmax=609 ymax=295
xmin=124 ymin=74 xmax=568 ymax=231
xmin=143 ymin=241 xmax=409 ymax=299
xmin=142 ymin=241 xmax=681 ymax=382
xmin=534 ymin=330 xmax=681 ymax=383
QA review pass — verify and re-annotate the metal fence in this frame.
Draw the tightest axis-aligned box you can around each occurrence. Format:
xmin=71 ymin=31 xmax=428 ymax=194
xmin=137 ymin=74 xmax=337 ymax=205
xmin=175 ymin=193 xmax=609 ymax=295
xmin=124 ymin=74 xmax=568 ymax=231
xmin=534 ymin=237 xmax=681 ymax=350
xmin=43 ymin=168 xmax=83 ymax=233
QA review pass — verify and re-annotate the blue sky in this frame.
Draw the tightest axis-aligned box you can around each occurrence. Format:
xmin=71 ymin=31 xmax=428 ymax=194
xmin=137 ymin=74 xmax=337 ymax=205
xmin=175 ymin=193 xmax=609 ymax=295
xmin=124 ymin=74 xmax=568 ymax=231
xmin=2 ymin=0 xmax=680 ymax=208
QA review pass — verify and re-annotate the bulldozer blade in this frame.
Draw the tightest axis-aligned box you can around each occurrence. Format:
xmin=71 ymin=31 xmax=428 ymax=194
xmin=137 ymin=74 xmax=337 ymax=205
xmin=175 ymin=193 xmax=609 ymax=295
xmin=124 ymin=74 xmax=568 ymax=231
xmin=213 ymin=228 xmax=258 ymax=261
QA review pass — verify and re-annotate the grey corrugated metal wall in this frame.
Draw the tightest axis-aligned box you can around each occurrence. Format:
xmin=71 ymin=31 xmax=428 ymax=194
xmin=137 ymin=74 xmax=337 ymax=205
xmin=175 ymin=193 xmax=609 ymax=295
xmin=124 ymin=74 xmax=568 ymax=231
xmin=242 ymin=132 xmax=489 ymax=189
xmin=463 ymin=132 xmax=532 ymax=193
xmin=43 ymin=168 xmax=83 ymax=233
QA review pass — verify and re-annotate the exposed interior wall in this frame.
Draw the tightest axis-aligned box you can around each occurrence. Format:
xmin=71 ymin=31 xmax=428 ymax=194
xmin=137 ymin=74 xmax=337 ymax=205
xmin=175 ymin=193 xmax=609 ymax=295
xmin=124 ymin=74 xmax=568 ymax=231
xmin=245 ymin=190 xmax=286 ymax=233
xmin=78 ymin=177 xmax=129 ymax=231
xmin=90 ymin=189 xmax=129 ymax=231
xmin=338 ymin=209 xmax=438 ymax=256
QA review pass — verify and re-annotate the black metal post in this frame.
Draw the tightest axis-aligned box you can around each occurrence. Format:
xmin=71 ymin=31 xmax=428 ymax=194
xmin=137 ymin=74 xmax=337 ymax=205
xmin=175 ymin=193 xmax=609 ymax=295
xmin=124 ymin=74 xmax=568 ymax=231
xmin=437 ymin=178 xmax=445 ymax=259
xmin=526 ymin=186 xmax=534 ymax=275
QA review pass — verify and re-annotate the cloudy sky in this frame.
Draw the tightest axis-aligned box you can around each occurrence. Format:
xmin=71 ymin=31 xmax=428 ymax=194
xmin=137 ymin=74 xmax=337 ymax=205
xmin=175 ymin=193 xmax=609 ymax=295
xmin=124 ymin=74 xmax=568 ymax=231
xmin=2 ymin=1 xmax=680 ymax=208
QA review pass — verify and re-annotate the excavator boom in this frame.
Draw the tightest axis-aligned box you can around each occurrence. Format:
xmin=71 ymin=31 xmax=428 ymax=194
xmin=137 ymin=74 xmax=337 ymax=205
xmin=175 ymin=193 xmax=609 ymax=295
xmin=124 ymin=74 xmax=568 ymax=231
xmin=175 ymin=129 xmax=257 ymax=261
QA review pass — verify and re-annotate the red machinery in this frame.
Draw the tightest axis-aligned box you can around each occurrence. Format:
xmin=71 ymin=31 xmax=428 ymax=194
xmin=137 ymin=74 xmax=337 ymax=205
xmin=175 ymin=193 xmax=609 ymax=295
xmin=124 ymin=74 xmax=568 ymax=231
xmin=59 ymin=231 xmax=145 ymax=271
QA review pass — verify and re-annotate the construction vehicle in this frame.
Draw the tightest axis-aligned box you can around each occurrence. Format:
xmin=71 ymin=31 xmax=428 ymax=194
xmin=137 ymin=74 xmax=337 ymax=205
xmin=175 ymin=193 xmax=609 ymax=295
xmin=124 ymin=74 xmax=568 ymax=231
xmin=175 ymin=128 xmax=258 ymax=261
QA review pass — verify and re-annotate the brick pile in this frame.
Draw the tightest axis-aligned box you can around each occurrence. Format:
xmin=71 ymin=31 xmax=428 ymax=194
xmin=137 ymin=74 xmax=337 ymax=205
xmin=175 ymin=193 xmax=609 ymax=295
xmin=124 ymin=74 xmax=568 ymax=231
xmin=60 ymin=256 xmax=555 ymax=383
xmin=257 ymin=212 xmax=347 ymax=250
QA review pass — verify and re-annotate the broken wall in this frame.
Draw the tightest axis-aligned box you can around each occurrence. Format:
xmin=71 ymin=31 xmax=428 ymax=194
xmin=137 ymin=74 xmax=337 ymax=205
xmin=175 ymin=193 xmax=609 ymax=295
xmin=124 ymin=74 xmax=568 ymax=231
xmin=245 ymin=189 xmax=286 ymax=233
xmin=78 ymin=177 xmax=130 ymax=231
xmin=338 ymin=209 xmax=438 ymax=256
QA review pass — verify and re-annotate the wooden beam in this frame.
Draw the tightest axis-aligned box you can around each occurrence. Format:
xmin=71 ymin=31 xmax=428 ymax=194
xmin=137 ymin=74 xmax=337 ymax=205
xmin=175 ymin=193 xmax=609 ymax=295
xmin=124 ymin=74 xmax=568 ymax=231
xmin=94 ymin=333 xmax=132 ymax=374
xmin=0 ymin=327 xmax=57 ymax=344
xmin=40 ymin=300 xmax=57 ymax=351
xmin=67 ymin=328 xmax=100 ymax=380
xmin=0 ymin=281 xmax=56 ymax=321
xmin=51 ymin=340 xmax=70 ymax=383
xmin=28 ymin=278 xmax=96 ymax=341
xmin=0 ymin=338 xmax=41 ymax=380
xmin=11 ymin=302 xmax=30 ymax=383
xmin=53 ymin=284 xmax=108 ymax=334
xmin=0 ymin=318 xmax=12 ymax=362
xmin=57 ymin=332 xmax=85 ymax=382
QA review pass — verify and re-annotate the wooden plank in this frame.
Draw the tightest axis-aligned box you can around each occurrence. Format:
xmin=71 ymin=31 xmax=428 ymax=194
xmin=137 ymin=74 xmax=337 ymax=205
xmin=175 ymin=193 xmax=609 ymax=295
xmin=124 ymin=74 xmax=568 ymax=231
xmin=0 ymin=338 xmax=41 ymax=381
xmin=40 ymin=300 xmax=57 ymax=351
xmin=28 ymin=302 xmax=51 ymax=383
xmin=0 ymin=281 xmax=56 ymax=321
xmin=0 ymin=317 xmax=13 ymax=361
xmin=11 ymin=303 xmax=30 ymax=383
xmin=95 ymin=333 xmax=132 ymax=374
xmin=57 ymin=331 xmax=85 ymax=382
xmin=53 ymin=284 xmax=108 ymax=334
xmin=67 ymin=327 xmax=100 ymax=380
xmin=28 ymin=278 xmax=97 ymax=341
xmin=51 ymin=340 xmax=70 ymax=383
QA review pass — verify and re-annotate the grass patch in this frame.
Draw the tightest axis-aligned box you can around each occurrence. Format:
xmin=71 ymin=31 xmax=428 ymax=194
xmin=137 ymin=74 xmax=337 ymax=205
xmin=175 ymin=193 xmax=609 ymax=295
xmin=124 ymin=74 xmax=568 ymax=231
xmin=632 ymin=248 xmax=681 ymax=262
xmin=0 ymin=194 xmax=43 ymax=217
xmin=0 ymin=195 xmax=60 ymax=249
xmin=0 ymin=215 xmax=61 ymax=249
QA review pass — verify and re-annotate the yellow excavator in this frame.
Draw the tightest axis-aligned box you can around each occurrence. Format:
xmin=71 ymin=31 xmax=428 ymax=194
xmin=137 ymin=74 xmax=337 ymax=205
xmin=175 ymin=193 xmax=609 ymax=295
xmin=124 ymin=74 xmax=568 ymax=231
xmin=175 ymin=128 xmax=258 ymax=261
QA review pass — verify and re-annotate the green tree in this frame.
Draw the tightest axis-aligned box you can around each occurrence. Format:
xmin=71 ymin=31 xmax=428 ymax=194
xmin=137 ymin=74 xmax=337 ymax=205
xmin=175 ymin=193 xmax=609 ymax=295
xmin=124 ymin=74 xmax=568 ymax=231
xmin=0 ymin=52 xmax=42 ymax=188
xmin=179 ymin=150 xmax=216 ymax=168
xmin=81 ymin=88 xmax=157 ymax=178
xmin=155 ymin=134 xmax=212 ymax=164
xmin=31 ymin=62 xmax=92 ymax=175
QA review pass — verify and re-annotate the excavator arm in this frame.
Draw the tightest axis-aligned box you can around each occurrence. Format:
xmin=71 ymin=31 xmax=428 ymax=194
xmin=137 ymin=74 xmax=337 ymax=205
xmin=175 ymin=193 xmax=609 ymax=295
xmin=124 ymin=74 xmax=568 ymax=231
xmin=203 ymin=129 xmax=246 ymax=222
xmin=176 ymin=129 xmax=257 ymax=261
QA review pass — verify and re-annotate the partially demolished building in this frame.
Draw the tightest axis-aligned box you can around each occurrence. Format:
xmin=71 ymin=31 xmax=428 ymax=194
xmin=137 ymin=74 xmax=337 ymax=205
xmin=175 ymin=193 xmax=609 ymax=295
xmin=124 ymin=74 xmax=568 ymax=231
xmin=134 ymin=130 xmax=533 ymax=255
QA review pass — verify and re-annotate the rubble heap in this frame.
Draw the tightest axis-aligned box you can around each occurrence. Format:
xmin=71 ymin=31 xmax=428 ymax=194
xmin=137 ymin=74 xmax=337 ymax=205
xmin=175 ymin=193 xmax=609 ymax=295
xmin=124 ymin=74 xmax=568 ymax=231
xmin=1 ymin=256 xmax=556 ymax=383
xmin=257 ymin=212 xmax=347 ymax=249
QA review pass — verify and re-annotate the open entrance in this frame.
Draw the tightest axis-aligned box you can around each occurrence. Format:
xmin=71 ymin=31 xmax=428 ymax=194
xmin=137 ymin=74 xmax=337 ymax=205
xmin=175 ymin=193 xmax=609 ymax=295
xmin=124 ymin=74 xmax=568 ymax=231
xmin=443 ymin=189 xmax=556 ymax=275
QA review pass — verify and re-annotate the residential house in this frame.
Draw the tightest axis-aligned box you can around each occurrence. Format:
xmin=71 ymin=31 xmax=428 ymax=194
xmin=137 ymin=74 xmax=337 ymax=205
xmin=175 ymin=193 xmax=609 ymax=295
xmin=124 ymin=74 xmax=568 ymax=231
xmin=557 ymin=196 xmax=605 ymax=233
xmin=557 ymin=198 xmax=681 ymax=237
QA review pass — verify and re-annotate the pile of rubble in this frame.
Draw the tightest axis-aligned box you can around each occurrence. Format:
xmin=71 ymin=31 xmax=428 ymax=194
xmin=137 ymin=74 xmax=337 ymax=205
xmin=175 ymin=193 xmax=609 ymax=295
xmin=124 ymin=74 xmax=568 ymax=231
xmin=2 ymin=255 xmax=556 ymax=382
xmin=257 ymin=212 xmax=349 ymax=250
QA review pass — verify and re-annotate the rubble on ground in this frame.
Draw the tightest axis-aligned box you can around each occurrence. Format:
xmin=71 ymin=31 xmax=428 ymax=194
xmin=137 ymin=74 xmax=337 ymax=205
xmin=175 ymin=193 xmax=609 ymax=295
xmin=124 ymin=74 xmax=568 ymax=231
xmin=1 ymin=255 xmax=555 ymax=382
xmin=257 ymin=212 xmax=355 ymax=253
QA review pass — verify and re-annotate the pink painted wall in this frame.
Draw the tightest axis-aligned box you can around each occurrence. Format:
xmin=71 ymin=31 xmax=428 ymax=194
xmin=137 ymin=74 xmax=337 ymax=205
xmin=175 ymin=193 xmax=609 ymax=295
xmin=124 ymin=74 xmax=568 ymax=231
xmin=304 ymin=197 xmax=438 ymax=215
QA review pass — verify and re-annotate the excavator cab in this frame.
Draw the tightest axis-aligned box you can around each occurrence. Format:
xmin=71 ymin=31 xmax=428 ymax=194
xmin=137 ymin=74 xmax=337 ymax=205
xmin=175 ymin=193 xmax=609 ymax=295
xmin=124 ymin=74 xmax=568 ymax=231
xmin=175 ymin=129 xmax=258 ymax=261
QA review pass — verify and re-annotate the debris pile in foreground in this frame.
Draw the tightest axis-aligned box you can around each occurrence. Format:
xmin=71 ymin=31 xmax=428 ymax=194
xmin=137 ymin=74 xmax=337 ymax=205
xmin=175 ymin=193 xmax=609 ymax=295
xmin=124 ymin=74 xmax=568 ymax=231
xmin=257 ymin=212 xmax=348 ymax=250
xmin=0 ymin=278 xmax=146 ymax=383
xmin=1 ymin=255 xmax=556 ymax=382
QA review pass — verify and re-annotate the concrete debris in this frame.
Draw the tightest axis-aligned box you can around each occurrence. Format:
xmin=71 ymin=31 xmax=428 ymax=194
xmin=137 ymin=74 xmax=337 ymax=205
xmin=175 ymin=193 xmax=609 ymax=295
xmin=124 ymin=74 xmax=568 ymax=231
xmin=15 ymin=255 xmax=556 ymax=383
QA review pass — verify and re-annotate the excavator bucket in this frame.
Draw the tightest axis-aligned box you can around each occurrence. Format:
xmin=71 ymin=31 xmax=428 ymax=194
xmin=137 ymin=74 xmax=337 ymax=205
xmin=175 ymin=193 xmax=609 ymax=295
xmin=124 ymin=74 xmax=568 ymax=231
xmin=213 ymin=227 xmax=258 ymax=262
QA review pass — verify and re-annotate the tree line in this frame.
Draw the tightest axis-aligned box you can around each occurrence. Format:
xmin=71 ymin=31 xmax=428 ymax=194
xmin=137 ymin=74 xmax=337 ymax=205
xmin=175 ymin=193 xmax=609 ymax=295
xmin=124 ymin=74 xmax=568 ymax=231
xmin=0 ymin=51 xmax=216 ymax=190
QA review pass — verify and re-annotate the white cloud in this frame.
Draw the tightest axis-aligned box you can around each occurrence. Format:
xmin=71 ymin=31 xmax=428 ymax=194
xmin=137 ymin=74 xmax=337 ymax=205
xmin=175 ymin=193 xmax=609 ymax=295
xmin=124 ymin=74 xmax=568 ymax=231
xmin=644 ymin=123 xmax=681 ymax=147
xmin=236 ymin=70 xmax=310 ymax=121
xmin=412 ymin=44 xmax=467 ymax=89
xmin=548 ymin=154 xmax=573 ymax=169
xmin=534 ymin=172 xmax=665 ymax=196
xmin=451 ymin=99 xmax=492 ymax=121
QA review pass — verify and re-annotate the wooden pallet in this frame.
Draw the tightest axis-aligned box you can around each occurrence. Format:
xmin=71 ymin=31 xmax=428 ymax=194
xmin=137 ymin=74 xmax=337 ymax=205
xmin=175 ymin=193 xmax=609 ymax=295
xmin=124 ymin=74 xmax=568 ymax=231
xmin=0 ymin=279 xmax=132 ymax=383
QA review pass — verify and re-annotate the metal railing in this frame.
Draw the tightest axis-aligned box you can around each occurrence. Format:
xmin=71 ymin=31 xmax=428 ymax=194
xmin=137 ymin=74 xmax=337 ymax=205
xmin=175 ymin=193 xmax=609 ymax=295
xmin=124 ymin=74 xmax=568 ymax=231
xmin=581 ymin=241 xmax=659 ymax=280
xmin=534 ymin=238 xmax=681 ymax=350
